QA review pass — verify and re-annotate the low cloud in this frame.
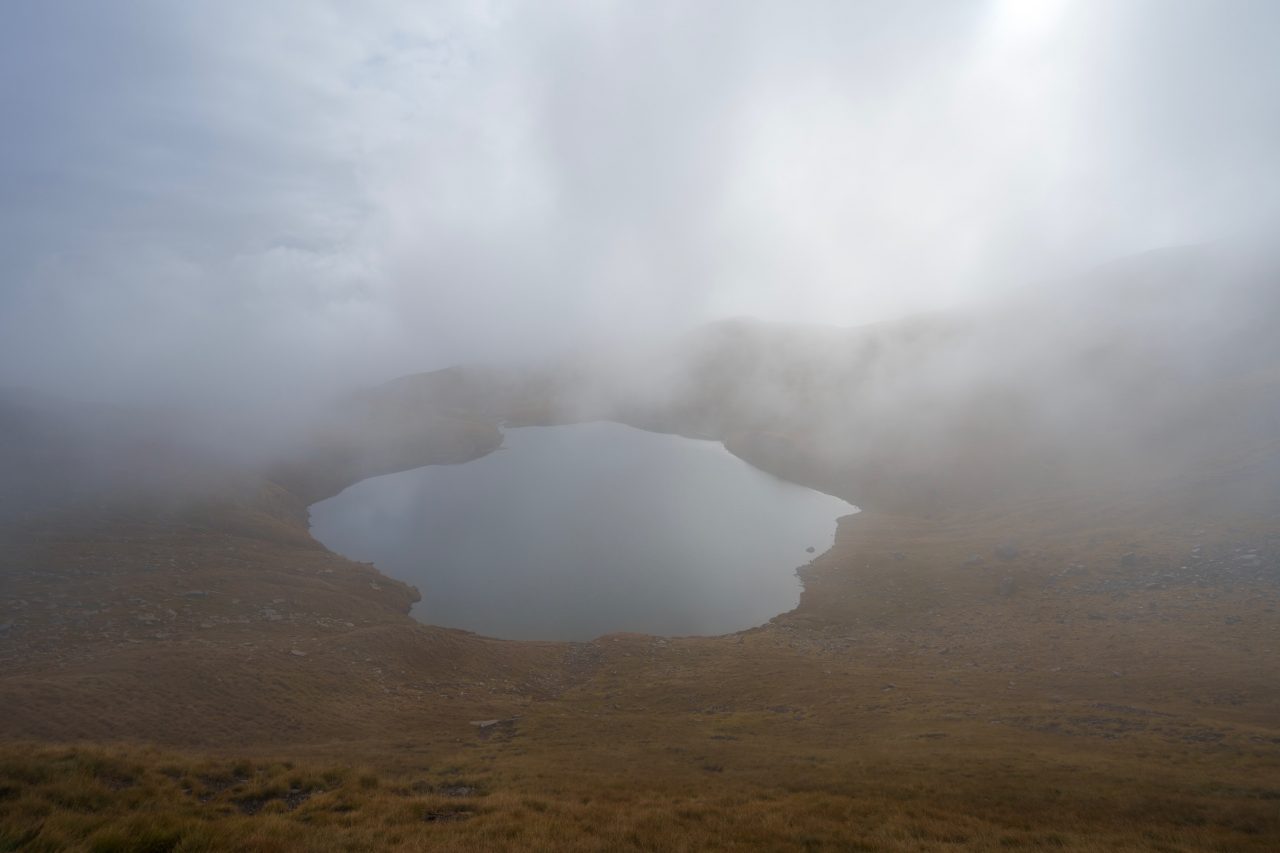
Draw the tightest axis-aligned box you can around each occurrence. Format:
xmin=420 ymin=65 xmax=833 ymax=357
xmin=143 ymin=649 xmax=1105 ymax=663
xmin=1 ymin=0 xmax=1278 ymax=419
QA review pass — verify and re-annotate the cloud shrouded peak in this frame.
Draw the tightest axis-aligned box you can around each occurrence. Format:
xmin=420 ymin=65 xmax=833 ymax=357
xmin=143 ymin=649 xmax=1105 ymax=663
xmin=2 ymin=1 xmax=1278 ymax=413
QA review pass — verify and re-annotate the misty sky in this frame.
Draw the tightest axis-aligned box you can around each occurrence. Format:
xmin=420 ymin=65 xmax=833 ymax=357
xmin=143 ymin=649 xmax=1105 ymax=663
xmin=2 ymin=1 xmax=1278 ymax=410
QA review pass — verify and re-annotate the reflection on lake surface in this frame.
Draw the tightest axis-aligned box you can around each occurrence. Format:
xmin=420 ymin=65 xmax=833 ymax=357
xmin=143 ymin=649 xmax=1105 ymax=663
xmin=309 ymin=422 xmax=856 ymax=640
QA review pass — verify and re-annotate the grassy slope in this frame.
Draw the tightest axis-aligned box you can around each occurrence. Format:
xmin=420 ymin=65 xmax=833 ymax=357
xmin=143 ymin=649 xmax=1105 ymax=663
xmin=2 ymin=484 xmax=1277 ymax=850
xmin=2 ymin=323 xmax=1279 ymax=849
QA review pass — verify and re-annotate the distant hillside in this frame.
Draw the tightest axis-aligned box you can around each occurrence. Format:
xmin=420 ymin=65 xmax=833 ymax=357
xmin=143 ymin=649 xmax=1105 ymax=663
xmin=2 ymin=245 xmax=1279 ymax=850
xmin=357 ymin=244 xmax=1280 ymax=516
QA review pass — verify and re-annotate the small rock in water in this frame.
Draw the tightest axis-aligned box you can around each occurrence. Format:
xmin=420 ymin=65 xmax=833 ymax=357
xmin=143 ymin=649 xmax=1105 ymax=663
xmin=1120 ymin=552 xmax=1138 ymax=567
xmin=290 ymin=649 xmax=308 ymax=657
xmin=805 ymin=546 xmax=816 ymax=554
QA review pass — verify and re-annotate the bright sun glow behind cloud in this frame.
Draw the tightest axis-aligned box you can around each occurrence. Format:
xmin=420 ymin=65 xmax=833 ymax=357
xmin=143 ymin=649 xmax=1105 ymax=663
xmin=987 ymin=0 xmax=1070 ymax=43
xmin=1 ymin=1 xmax=1278 ymax=407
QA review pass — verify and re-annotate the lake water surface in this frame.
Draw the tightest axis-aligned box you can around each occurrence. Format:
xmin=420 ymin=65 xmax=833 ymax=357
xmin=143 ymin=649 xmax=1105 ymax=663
xmin=309 ymin=422 xmax=856 ymax=640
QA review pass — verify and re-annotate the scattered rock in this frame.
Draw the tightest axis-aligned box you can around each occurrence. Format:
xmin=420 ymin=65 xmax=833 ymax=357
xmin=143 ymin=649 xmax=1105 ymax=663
xmin=283 ymin=787 xmax=313 ymax=810
xmin=290 ymin=649 xmax=307 ymax=657
xmin=962 ymin=554 xmax=984 ymax=567
xmin=995 ymin=543 xmax=1020 ymax=560
xmin=470 ymin=719 xmax=500 ymax=729
xmin=440 ymin=785 xmax=477 ymax=797
xmin=1120 ymin=552 xmax=1138 ymax=567
xmin=235 ymin=796 xmax=271 ymax=816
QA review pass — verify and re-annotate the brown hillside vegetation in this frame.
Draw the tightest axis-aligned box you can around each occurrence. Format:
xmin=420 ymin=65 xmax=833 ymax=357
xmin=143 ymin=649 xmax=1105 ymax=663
xmin=3 ymin=491 xmax=1277 ymax=851
xmin=2 ymin=255 xmax=1279 ymax=851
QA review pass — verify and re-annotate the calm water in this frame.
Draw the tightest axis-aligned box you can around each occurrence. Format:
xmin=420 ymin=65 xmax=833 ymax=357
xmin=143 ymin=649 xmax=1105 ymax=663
xmin=309 ymin=422 xmax=856 ymax=640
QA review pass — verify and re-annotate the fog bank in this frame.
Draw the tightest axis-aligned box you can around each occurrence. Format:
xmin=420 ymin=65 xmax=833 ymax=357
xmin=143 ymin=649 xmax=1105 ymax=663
xmin=3 ymin=1 xmax=1279 ymax=424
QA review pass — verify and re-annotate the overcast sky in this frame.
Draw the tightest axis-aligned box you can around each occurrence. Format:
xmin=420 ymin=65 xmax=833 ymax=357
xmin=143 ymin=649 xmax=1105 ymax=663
xmin=2 ymin=1 xmax=1278 ymax=410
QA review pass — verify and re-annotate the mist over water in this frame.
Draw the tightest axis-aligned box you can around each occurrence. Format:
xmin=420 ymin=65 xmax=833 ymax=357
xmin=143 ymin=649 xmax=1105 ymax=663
xmin=309 ymin=422 xmax=856 ymax=640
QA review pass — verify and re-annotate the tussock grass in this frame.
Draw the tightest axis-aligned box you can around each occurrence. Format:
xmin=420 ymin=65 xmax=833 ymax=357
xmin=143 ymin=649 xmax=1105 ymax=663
xmin=3 ymin=409 xmax=1279 ymax=849
xmin=1 ymin=742 xmax=1276 ymax=851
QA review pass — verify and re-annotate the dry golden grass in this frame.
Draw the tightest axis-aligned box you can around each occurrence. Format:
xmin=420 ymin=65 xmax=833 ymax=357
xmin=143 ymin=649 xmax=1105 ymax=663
xmin=2 ymin=728 xmax=1277 ymax=852
xmin=2 ymin=396 xmax=1278 ymax=849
